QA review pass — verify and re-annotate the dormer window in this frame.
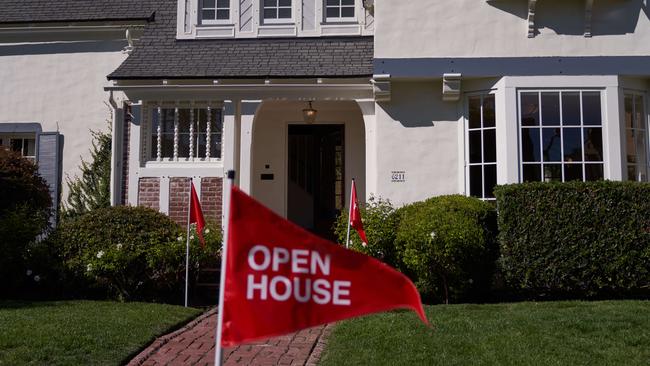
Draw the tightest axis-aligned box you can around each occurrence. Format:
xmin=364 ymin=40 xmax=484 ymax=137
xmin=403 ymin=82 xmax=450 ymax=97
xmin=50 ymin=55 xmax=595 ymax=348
xmin=263 ymin=0 xmax=293 ymax=24
xmin=200 ymin=0 xmax=230 ymax=24
xmin=325 ymin=0 xmax=355 ymax=21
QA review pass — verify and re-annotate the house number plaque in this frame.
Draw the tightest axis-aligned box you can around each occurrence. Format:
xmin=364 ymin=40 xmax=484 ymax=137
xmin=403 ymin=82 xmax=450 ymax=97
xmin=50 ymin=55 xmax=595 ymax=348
xmin=391 ymin=171 xmax=406 ymax=183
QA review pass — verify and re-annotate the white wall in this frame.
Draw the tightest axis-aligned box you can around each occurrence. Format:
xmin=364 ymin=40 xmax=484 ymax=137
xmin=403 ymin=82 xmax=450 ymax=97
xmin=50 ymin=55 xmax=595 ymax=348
xmin=374 ymin=81 xmax=461 ymax=206
xmin=251 ymin=100 xmax=366 ymax=217
xmin=376 ymin=0 xmax=650 ymax=58
xmin=0 ymin=40 xmax=128 ymax=198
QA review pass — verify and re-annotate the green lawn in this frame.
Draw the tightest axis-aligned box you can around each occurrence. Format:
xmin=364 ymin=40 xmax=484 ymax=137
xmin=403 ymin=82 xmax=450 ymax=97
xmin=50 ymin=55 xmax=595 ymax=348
xmin=321 ymin=301 xmax=650 ymax=366
xmin=0 ymin=300 xmax=201 ymax=366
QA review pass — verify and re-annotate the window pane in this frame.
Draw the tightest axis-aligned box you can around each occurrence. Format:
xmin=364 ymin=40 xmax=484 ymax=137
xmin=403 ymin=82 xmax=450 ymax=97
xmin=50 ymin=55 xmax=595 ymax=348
xmin=483 ymin=95 xmax=496 ymax=128
xmin=564 ymin=164 xmax=583 ymax=181
xmin=341 ymin=7 xmax=355 ymax=17
xmin=211 ymin=133 xmax=222 ymax=158
xmin=582 ymin=92 xmax=602 ymax=125
xmin=521 ymin=128 xmax=541 ymax=162
xmin=542 ymin=128 xmax=562 ymax=162
xmin=326 ymin=7 xmax=340 ymax=17
xmin=522 ymin=164 xmax=541 ymax=182
xmin=628 ymin=165 xmax=638 ymax=181
xmin=217 ymin=0 xmax=229 ymax=7
xmin=563 ymin=128 xmax=582 ymax=162
xmin=469 ymin=165 xmax=483 ymax=197
xmin=521 ymin=93 xmax=539 ymax=126
xmin=197 ymin=134 xmax=207 ymax=158
xmin=484 ymin=164 xmax=497 ymax=199
xmin=468 ymin=97 xmax=481 ymax=129
xmin=217 ymin=9 xmax=229 ymax=19
xmin=585 ymin=163 xmax=604 ymax=181
xmin=543 ymin=164 xmax=562 ymax=182
xmin=25 ymin=139 xmax=35 ymax=157
xmin=541 ymin=92 xmax=560 ymax=126
xmin=627 ymin=129 xmax=637 ymax=163
xmin=202 ymin=10 xmax=216 ymax=19
xmin=264 ymin=0 xmax=277 ymax=6
xmin=483 ymin=129 xmax=496 ymax=163
xmin=264 ymin=8 xmax=277 ymax=18
xmin=203 ymin=0 xmax=216 ymax=8
xmin=635 ymin=95 xmax=645 ymax=129
xmin=635 ymin=129 xmax=647 ymax=168
xmin=178 ymin=109 xmax=191 ymax=132
xmin=161 ymin=134 xmax=174 ymax=158
xmin=584 ymin=128 xmax=603 ymax=161
xmin=279 ymin=0 xmax=291 ymax=6
xmin=10 ymin=139 xmax=22 ymax=153
xmin=278 ymin=8 xmax=291 ymax=18
xmin=625 ymin=95 xmax=634 ymax=129
xmin=562 ymin=92 xmax=581 ymax=126
xmin=326 ymin=0 xmax=339 ymax=5
xmin=178 ymin=134 xmax=190 ymax=158
xmin=342 ymin=0 xmax=354 ymax=5
xmin=469 ymin=130 xmax=482 ymax=164
xmin=161 ymin=109 xmax=175 ymax=133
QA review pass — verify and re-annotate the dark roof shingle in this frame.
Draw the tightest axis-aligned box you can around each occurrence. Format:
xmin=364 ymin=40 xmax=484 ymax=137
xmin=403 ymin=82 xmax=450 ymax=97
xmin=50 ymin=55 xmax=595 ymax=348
xmin=0 ymin=1 xmax=156 ymax=24
xmin=108 ymin=0 xmax=373 ymax=79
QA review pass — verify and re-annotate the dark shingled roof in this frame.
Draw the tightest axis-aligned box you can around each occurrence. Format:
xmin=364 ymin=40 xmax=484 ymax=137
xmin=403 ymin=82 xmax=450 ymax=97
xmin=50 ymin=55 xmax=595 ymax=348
xmin=108 ymin=0 xmax=373 ymax=80
xmin=0 ymin=1 xmax=156 ymax=24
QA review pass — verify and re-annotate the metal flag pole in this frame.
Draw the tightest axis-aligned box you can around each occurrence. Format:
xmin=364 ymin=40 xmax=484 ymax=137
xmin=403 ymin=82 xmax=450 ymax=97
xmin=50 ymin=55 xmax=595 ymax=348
xmin=345 ymin=178 xmax=355 ymax=249
xmin=184 ymin=178 xmax=192 ymax=308
xmin=214 ymin=170 xmax=235 ymax=366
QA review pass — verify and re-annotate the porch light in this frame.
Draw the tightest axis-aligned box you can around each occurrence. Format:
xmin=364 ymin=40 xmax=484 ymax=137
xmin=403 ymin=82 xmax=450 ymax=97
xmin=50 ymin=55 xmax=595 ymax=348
xmin=302 ymin=101 xmax=317 ymax=124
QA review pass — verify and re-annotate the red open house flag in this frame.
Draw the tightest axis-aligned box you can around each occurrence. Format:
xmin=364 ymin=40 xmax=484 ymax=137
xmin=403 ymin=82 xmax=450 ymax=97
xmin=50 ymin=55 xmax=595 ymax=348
xmin=189 ymin=182 xmax=206 ymax=247
xmin=349 ymin=180 xmax=368 ymax=246
xmin=220 ymin=186 xmax=428 ymax=347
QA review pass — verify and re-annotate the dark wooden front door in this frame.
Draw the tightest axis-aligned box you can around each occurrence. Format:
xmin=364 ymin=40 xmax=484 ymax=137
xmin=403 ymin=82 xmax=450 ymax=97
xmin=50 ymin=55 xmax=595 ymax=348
xmin=287 ymin=124 xmax=344 ymax=240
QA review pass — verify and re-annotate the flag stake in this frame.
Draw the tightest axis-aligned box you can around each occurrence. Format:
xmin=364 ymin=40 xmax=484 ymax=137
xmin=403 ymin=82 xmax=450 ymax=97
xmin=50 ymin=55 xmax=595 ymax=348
xmin=345 ymin=178 xmax=355 ymax=249
xmin=184 ymin=178 xmax=192 ymax=308
xmin=215 ymin=170 xmax=236 ymax=366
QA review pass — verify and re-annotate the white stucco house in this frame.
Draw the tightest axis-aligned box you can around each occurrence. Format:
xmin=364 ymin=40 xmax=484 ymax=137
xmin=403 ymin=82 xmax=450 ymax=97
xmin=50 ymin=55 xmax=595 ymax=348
xmin=0 ymin=1 xmax=156 ymax=222
xmin=5 ymin=1 xmax=650 ymax=236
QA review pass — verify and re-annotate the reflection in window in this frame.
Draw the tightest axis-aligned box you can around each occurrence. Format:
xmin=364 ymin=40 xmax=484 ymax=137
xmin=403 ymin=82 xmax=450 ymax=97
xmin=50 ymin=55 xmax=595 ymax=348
xmin=519 ymin=91 xmax=604 ymax=182
xmin=625 ymin=94 xmax=648 ymax=181
xmin=467 ymin=95 xmax=497 ymax=199
xmin=150 ymin=106 xmax=223 ymax=161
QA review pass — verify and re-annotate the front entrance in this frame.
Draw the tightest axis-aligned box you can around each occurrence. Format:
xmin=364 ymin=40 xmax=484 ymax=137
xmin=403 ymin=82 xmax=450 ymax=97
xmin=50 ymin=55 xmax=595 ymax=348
xmin=287 ymin=124 xmax=345 ymax=240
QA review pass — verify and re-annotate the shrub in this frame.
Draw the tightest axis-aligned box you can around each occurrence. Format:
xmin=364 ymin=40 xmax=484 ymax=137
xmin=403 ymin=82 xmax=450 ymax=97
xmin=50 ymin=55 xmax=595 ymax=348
xmin=495 ymin=181 xmax=650 ymax=298
xmin=395 ymin=196 xmax=498 ymax=304
xmin=0 ymin=149 xmax=52 ymax=295
xmin=334 ymin=196 xmax=401 ymax=268
xmin=54 ymin=206 xmax=221 ymax=302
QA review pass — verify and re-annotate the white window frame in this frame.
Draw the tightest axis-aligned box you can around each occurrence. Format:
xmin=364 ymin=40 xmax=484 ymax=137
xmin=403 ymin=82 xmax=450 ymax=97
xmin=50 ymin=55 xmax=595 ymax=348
xmin=324 ymin=0 xmax=357 ymax=23
xmin=199 ymin=0 xmax=232 ymax=25
xmin=262 ymin=0 xmax=295 ymax=24
xmin=517 ymin=89 xmax=606 ymax=183
xmin=0 ymin=134 xmax=37 ymax=161
xmin=465 ymin=93 xmax=498 ymax=200
xmin=144 ymin=102 xmax=225 ymax=165
xmin=623 ymin=91 xmax=649 ymax=182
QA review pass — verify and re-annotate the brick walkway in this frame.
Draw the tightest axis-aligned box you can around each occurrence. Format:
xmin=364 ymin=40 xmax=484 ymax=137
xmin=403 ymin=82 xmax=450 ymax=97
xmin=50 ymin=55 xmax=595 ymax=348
xmin=128 ymin=308 xmax=332 ymax=366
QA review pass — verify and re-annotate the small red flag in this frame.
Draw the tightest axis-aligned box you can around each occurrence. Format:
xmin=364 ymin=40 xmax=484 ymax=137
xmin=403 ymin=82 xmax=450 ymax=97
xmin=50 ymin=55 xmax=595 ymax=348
xmin=349 ymin=180 xmax=368 ymax=247
xmin=189 ymin=182 xmax=206 ymax=247
xmin=220 ymin=186 xmax=428 ymax=347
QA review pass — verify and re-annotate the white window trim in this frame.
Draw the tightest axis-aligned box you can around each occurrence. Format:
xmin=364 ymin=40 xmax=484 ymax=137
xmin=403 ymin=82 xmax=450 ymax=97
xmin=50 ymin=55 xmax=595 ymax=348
xmin=199 ymin=0 xmax=233 ymax=25
xmin=0 ymin=133 xmax=37 ymax=160
xmin=261 ymin=0 xmax=295 ymax=25
xmin=464 ymin=91 xmax=498 ymax=200
xmin=142 ymin=102 xmax=225 ymax=167
xmin=323 ymin=0 xmax=358 ymax=23
xmin=622 ymin=90 xmax=649 ymax=181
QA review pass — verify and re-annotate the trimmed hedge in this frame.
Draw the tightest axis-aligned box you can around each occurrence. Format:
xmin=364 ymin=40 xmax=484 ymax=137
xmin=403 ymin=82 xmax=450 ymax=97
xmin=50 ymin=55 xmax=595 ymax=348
xmin=495 ymin=181 xmax=650 ymax=297
xmin=395 ymin=196 xmax=498 ymax=304
xmin=0 ymin=149 xmax=52 ymax=295
xmin=333 ymin=197 xmax=401 ymax=268
xmin=54 ymin=206 xmax=221 ymax=302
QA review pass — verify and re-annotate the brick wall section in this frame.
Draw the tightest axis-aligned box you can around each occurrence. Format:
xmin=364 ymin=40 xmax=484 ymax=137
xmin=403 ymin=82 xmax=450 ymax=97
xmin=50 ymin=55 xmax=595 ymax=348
xmin=201 ymin=177 xmax=223 ymax=225
xmin=169 ymin=177 xmax=190 ymax=225
xmin=138 ymin=177 xmax=160 ymax=210
xmin=121 ymin=103 xmax=131 ymax=205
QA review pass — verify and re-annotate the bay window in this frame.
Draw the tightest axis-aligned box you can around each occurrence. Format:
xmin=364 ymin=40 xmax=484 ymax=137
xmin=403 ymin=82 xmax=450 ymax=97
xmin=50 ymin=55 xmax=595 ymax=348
xmin=149 ymin=105 xmax=223 ymax=162
xmin=519 ymin=90 xmax=604 ymax=182
xmin=625 ymin=93 xmax=648 ymax=181
xmin=466 ymin=94 xmax=497 ymax=199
